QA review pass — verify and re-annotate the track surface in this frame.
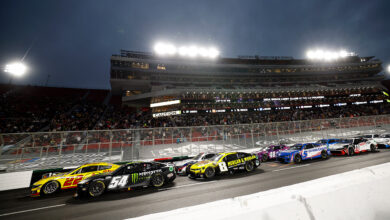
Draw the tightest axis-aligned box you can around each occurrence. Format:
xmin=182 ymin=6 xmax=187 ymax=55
xmin=1 ymin=150 xmax=390 ymax=219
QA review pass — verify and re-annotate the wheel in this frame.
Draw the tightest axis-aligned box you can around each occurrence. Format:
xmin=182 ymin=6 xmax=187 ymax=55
xmin=88 ymin=180 xmax=106 ymax=197
xmin=370 ymin=144 xmax=377 ymax=152
xmin=321 ymin=150 xmax=328 ymax=159
xmin=245 ymin=161 xmax=255 ymax=172
xmin=42 ymin=181 xmax=60 ymax=195
xmin=204 ymin=167 xmax=216 ymax=179
xmin=294 ymin=154 xmax=302 ymax=163
xmin=261 ymin=154 xmax=268 ymax=162
xmin=348 ymin=147 xmax=354 ymax=156
xmin=151 ymin=173 xmax=165 ymax=187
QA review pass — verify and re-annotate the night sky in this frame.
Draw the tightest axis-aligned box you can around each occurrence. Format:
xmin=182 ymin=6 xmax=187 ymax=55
xmin=0 ymin=0 xmax=389 ymax=89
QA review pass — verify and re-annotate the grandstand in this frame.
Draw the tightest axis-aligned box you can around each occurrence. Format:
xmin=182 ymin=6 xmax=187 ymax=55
xmin=110 ymin=50 xmax=388 ymax=121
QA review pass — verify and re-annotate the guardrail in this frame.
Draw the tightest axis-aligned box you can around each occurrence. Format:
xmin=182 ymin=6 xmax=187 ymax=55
xmin=1 ymin=114 xmax=390 ymax=171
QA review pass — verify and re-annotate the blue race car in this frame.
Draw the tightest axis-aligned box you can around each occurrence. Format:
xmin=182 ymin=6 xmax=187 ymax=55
xmin=277 ymin=143 xmax=331 ymax=163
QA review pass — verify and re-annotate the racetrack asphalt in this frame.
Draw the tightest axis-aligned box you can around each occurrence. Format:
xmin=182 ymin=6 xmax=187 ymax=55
xmin=1 ymin=149 xmax=390 ymax=220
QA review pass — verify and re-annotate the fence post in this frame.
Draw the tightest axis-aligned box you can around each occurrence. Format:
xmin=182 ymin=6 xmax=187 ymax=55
xmin=85 ymin=131 xmax=89 ymax=154
xmin=58 ymin=133 xmax=63 ymax=166
xmin=109 ymin=131 xmax=113 ymax=161
xmin=251 ymin=124 xmax=255 ymax=149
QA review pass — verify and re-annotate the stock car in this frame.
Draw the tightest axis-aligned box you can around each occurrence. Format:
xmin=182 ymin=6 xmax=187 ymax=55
xmin=30 ymin=162 xmax=120 ymax=197
xmin=75 ymin=161 xmax=176 ymax=198
xmin=359 ymin=134 xmax=390 ymax=148
xmin=188 ymin=152 xmax=260 ymax=179
xmin=255 ymin=145 xmax=289 ymax=162
xmin=329 ymin=138 xmax=378 ymax=156
xmin=277 ymin=143 xmax=330 ymax=163
xmin=174 ymin=152 xmax=216 ymax=175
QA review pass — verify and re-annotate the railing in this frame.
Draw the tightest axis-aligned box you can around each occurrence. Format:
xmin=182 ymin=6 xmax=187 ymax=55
xmin=1 ymin=114 xmax=390 ymax=172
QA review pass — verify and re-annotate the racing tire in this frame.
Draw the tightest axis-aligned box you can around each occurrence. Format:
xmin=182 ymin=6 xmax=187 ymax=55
xmin=370 ymin=144 xmax=377 ymax=152
xmin=321 ymin=150 xmax=328 ymax=159
xmin=204 ymin=167 xmax=216 ymax=179
xmin=261 ymin=154 xmax=268 ymax=162
xmin=88 ymin=180 xmax=106 ymax=197
xmin=151 ymin=173 xmax=165 ymax=187
xmin=294 ymin=154 xmax=302 ymax=164
xmin=245 ymin=160 xmax=255 ymax=172
xmin=348 ymin=147 xmax=354 ymax=156
xmin=41 ymin=181 xmax=60 ymax=195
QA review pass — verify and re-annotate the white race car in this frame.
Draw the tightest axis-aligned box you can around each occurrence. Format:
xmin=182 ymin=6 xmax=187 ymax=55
xmin=174 ymin=152 xmax=216 ymax=175
xmin=329 ymin=138 xmax=378 ymax=156
xmin=359 ymin=134 xmax=390 ymax=148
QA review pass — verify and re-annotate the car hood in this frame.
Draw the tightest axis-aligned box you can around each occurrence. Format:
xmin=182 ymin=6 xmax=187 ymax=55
xmin=329 ymin=143 xmax=349 ymax=150
xmin=32 ymin=172 xmax=68 ymax=186
xmin=174 ymin=159 xmax=194 ymax=167
xmin=191 ymin=160 xmax=216 ymax=169
xmin=279 ymin=150 xmax=299 ymax=155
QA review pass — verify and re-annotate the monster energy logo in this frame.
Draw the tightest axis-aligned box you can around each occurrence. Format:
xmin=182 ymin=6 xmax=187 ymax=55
xmin=132 ymin=173 xmax=139 ymax=183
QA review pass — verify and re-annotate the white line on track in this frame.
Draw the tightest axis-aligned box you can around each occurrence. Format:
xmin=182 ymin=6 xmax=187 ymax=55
xmin=0 ymin=204 xmax=66 ymax=217
xmin=272 ymin=164 xmax=310 ymax=172
xmin=158 ymin=181 xmax=218 ymax=191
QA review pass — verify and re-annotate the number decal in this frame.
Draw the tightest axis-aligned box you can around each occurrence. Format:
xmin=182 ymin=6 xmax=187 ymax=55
xmin=108 ymin=176 xmax=121 ymax=189
xmin=108 ymin=175 xmax=129 ymax=189
xmin=72 ymin=175 xmax=83 ymax=186
xmin=270 ymin=151 xmax=276 ymax=158
xmin=118 ymin=175 xmax=129 ymax=187
xmin=63 ymin=177 xmax=73 ymax=187
xmin=219 ymin=162 xmax=228 ymax=172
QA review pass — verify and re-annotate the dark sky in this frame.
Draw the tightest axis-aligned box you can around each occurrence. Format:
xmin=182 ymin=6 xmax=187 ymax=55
xmin=0 ymin=0 xmax=389 ymax=89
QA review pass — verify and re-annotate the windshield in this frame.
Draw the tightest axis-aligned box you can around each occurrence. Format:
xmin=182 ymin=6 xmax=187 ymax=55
xmin=340 ymin=139 xmax=352 ymax=143
xmin=289 ymin=144 xmax=302 ymax=150
xmin=192 ymin=153 xmax=203 ymax=161
xmin=316 ymin=140 xmax=328 ymax=144
xmin=210 ymin=154 xmax=223 ymax=162
xmin=380 ymin=134 xmax=390 ymax=138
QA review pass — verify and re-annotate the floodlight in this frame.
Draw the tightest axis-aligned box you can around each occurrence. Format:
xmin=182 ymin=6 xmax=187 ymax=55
xmin=154 ymin=42 xmax=177 ymax=56
xmin=4 ymin=62 xmax=27 ymax=77
xmin=154 ymin=42 xmax=220 ymax=59
xmin=387 ymin=65 xmax=390 ymax=73
xmin=306 ymin=49 xmax=352 ymax=61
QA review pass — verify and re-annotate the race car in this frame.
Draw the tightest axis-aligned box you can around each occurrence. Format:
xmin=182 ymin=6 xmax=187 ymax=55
xmin=277 ymin=143 xmax=330 ymax=163
xmin=30 ymin=162 xmax=120 ymax=197
xmin=174 ymin=152 xmax=216 ymax=175
xmin=376 ymin=134 xmax=390 ymax=148
xmin=359 ymin=134 xmax=390 ymax=148
xmin=255 ymin=145 xmax=289 ymax=162
xmin=188 ymin=152 xmax=260 ymax=179
xmin=75 ymin=161 xmax=176 ymax=198
xmin=329 ymin=138 xmax=378 ymax=156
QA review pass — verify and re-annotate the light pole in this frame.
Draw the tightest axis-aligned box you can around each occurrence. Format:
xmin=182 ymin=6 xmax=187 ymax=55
xmin=4 ymin=62 xmax=27 ymax=84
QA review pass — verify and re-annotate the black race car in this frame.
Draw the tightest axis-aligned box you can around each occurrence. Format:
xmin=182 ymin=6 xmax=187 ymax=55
xmin=74 ymin=161 xmax=176 ymax=197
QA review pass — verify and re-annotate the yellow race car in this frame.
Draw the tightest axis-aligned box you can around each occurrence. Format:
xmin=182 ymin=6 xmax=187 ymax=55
xmin=189 ymin=152 xmax=260 ymax=179
xmin=31 ymin=162 xmax=120 ymax=196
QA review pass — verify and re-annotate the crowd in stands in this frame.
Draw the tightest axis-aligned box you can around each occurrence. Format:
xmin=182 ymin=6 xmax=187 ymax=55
xmin=0 ymin=84 xmax=389 ymax=134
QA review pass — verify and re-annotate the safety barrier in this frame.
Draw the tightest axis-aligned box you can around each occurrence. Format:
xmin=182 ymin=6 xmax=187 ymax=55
xmin=1 ymin=114 xmax=390 ymax=171
xmin=128 ymin=162 xmax=390 ymax=220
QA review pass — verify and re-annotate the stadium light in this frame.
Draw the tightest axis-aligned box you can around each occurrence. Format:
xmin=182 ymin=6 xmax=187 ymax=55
xmin=306 ymin=49 xmax=353 ymax=61
xmin=4 ymin=62 xmax=27 ymax=77
xmin=154 ymin=42 xmax=220 ymax=59
xmin=387 ymin=64 xmax=390 ymax=73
